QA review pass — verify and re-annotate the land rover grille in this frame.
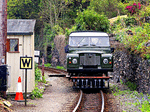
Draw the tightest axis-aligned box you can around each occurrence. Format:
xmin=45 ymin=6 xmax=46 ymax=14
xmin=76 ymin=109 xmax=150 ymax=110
xmin=80 ymin=54 xmax=100 ymax=65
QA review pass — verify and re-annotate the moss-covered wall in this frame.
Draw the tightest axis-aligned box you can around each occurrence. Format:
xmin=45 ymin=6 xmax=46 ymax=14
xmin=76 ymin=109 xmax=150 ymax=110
xmin=111 ymin=39 xmax=150 ymax=94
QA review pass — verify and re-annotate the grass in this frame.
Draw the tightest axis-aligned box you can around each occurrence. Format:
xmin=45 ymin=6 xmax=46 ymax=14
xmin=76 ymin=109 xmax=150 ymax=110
xmin=44 ymin=63 xmax=66 ymax=70
xmin=44 ymin=63 xmax=52 ymax=67
xmin=139 ymin=101 xmax=150 ymax=112
xmin=30 ymin=86 xmax=44 ymax=99
xmin=126 ymin=81 xmax=137 ymax=91
xmin=31 ymin=64 xmax=47 ymax=100
xmin=120 ymin=79 xmax=137 ymax=91
xmin=56 ymin=66 xmax=65 ymax=70
xmin=110 ymin=82 xmax=150 ymax=112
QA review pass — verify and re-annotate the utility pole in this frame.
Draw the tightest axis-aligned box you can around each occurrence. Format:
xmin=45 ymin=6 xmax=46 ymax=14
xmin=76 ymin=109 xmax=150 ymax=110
xmin=0 ymin=0 xmax=7 ymax=99
xmin=0 ymin=0 xmax=7 ymax=65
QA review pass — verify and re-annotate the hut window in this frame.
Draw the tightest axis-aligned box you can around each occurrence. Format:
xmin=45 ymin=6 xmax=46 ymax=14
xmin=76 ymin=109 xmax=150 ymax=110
xmin=6 ymin=39 xmax=19 ymax=52
xmin=10 ymin=39 xmax=19 ymax=52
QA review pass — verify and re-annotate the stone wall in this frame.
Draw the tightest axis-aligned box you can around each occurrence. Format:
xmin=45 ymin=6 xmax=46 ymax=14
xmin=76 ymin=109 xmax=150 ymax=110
xmin=135 ymin=58 xmax=150 ymax=93
xmin=111 ymin=40 xmax=150 ymax=94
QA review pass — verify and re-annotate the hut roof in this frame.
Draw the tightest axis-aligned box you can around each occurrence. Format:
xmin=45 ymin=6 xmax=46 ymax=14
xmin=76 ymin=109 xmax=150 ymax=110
xmin=7 ymin=19 xmax=36 ymax=35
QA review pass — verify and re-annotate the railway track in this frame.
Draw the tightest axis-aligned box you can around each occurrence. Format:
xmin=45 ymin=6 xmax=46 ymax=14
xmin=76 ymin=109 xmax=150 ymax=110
xmin=38 ymin=65 xmax=68 ymax=74
xmin=38 ymin=65 xmax=106 ymax=112
xmin=73 ymin=90 xmax=105 ymax=112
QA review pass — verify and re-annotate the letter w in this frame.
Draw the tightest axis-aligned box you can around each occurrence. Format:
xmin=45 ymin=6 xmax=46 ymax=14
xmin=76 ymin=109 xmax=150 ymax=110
xmin=22 ymin=59 xmax=30 ymax=67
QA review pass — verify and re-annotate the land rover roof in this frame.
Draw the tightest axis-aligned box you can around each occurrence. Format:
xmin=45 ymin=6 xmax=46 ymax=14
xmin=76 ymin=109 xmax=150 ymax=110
xmin=69 ymin=31 xmax=109 ymax=37
xmin=69 ymin=31 xmax=110 ymax=47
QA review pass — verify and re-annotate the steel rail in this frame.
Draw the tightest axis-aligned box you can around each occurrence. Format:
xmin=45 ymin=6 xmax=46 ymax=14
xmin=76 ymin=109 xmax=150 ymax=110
xmin=72 ymin=90 xmax=83 ymax=112
xmin=38 ymin=65 xmax=68 ymax=74
xmin=100 ymin=90 xmax=104 ymax=112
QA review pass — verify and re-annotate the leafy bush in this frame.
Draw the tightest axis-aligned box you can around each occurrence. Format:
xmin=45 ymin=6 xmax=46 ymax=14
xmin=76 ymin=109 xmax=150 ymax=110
xmin=37 ymin=76 xmax=47 ymax=84
xmin=75 ymin=9 xmax=110 ymax=32
xmin=139 ymin=5 xmax=150 ymax=18
xmin=123 ymin=17 xmax=137 ymax=26
xmin=126 ymin=81 xmax=137 ymax=91
xmin=139 ymin=101 xmax=150 ymax=112
xmin=125 ymin=2 xmax=142 ymax=15
xmin=41 ymin=76 xmax=47 ymax=84
xmin=30 ymin=86 xmax=43 ymax=99
xmin=110 ymin=16 xmax=137 ymax=32
xmin=44 ymin=63 xmax=52 ymax=67
xmin=52 ymin=25 xmax=64 ymax=35
xmin=56 ymin=66 xmax=65 ymax=70
xmin=35 ymin=64 xmax=42 ymax=81
xmin=113 ymin=23 xmax=150 ymax=59
xmin=47 ymin=54 xmax=52 ymax=63
xmin=65 ymin=25 xmax=77 ymax=38
xmin=117 ymin=2 xmax=128 ymax=15
xmin=89 ymin=0 xmax=126 ymax=18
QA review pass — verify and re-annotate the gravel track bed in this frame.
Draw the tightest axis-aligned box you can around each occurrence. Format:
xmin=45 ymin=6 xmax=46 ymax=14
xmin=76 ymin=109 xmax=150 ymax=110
xmin=7 ymin=71 xmax=149 ymax=112
xmin=78 ymin=90 xmax=101 ymax=112
xmin=10 ymin=71 xmax=79 ymax=112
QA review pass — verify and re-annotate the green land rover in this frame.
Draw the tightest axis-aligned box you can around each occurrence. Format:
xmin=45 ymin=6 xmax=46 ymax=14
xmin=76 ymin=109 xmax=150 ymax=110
xmin=65 ymin=31 xmax=114 ymax=89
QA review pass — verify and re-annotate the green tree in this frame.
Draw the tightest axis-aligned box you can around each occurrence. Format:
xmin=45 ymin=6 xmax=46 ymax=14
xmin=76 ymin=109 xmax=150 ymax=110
xmin=75 ymin=9 xmax=110 ymax=32
xmin=7 ymin=0 xmax=41 ymax=19
xmin=88 ymin=0 xmax=126 ymax=18
xmin=7 ymin=0 xmax=42 ymax=40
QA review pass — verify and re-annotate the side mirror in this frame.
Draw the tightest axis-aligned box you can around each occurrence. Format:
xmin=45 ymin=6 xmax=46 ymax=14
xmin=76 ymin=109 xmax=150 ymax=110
xmin=111 ymin=48 xmax=114 ymax=53
xmin=64 ymin=45 xmax=69 ymax=53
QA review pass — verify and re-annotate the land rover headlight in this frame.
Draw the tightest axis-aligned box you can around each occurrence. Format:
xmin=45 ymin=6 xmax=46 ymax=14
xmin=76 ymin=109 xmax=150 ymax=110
xmin=72 ymin=58 xmax=77 ymax=64
xmin=103 ymin=58 xmax=108 ymax=64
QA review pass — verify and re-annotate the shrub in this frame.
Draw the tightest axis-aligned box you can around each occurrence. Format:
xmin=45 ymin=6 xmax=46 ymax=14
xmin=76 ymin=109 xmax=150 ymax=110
xmin=139 ymin=101 xmax=150 ymax=112
xmin=37 ymin=76 xmax=47 ymax=84
xmin=113 ymin=23 xmax=150 ymax=59
xmin=47 ymin=54 xmax=52 ymax=63
xmin=52 ymin=25 xmax=64 ymax=35
xmin=89 ymin=0 xmax=126 ymax=18
xmin=126 ymin=81 xmax=137 ymax=91
xmin=41 ymin=76 xmax=47 ymax=84
xmin=125 ymin=2 xmax=142 ymax=15
xmin=65 ymin=25 xmax=77 ymax=38
xmin=75 ymin=9 xmax=110 ymax=32
xmin=123 ymin=17 xmax=137 ymax=26
xmin=35 ymin=64 xmax=42 ymax=81
xmin=44 ymin=63 xmax=52 ymax=67
xmin=56 ymin=66 xmax=65 ymax=70
xmin=111 ymin=16 xmax=137 ymax=31
xmin=139 ymin=5 xmax=150 ymax=18
xmin=30 ymin=86 xmax=43 ymax=99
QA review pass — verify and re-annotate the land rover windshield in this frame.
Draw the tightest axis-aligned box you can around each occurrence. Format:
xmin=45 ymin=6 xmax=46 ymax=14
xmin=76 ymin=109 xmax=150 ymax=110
xmin=69 ymin=36 xmax=110 ymax=47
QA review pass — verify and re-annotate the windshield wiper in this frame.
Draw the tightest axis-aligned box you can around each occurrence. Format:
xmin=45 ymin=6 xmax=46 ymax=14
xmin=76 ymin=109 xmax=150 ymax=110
xmin=77 ymin=38 xmax=84 ymax=46
xmin=82 ymin=44 xmax=88 ymax=46
xmin=90 ymin=44 xmax=96 ymax=46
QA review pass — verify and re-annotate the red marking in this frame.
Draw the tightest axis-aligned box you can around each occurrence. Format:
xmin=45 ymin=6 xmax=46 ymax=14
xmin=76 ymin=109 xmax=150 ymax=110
xmin=71 ymin=76 xmax=110 ymax=79
xmin=18 ymin=77 xmax=21 ymax=82
xmin=42 ymin=57 xmax=44 ymax=76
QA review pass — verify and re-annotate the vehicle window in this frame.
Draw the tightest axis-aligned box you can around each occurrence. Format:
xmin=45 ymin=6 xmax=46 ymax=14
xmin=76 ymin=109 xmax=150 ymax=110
xmin=90 ymin=37 xmax=109 ymax=46
xmin=69 ymin=36 xmax=109 ymax=47
xmin=90 ymin=38 xmax=100 ymax=45
xmin=69 ymin=37 xmax=89 ymax=46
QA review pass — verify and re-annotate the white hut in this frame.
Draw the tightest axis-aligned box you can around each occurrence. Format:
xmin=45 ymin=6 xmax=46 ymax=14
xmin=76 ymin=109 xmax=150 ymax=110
xmin=6 ymin=19 xmax=36 ymax=93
